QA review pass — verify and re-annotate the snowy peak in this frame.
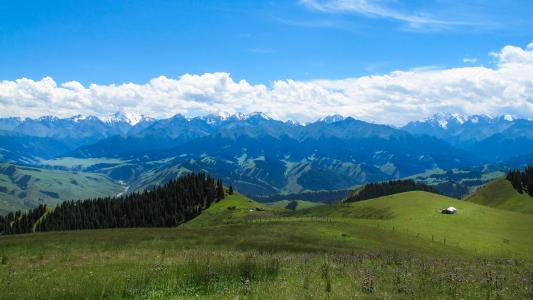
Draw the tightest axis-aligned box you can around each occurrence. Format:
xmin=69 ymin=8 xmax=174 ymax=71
xmin=423 ymin=112 xmax=467 ymax=129
xmin=197 ymin=112 xmax=272 ymax=124
xmin=503 ymin=114 xmax=514 ymax=122
xmin=68 ymin=115 xmax=101 ymax=123
xmin=417 ymin=113 xmax=498 ymax=130
xmin=319 ymin=114 xmax=346 ymax=124
xmin=99 ymin=112 xmax=151 ymax=126
xmin=243 ymin=112 xmax=272 ymax=120
xmin=36 ymin=115 xmax=60 ymax=122
xmin=401 ymin=113 xmax=530 ymax=147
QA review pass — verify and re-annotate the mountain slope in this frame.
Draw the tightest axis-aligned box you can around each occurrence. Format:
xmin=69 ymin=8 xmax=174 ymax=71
xmin=122 ymin=117 xmax=477 ymax=196
xmin=0 ymin=131 xmax=69 ymax=160
xmin=466 ymin=178 xmax=533 ymax=214
xmin=468 ymin=120 xmax=533 ymax=161
xmin=0 ymin=163 xmax=123 ymax=214
xmin=0 ymin=113 xmax=155 ymax=152
xmin=402 ymin=113 xmax=517 ymax=147
xmin=403 ymin=113 xmax=533 ymax=162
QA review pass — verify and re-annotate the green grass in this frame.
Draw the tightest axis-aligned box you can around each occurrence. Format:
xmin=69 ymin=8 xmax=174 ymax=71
xmin=466 ymin=178 xmax=533 ymax=214
xmin=295 ymin=191 xmax=533 ymax=258
xmin=0 ymin=163 xmax=124 ymax=212
xmin=2 ymin=191 xmax=533 ymax=299
xmin=189 ymin=191 xmax=533 ymax=259
xmin=184 ymin=193 xmax=274 ymax=227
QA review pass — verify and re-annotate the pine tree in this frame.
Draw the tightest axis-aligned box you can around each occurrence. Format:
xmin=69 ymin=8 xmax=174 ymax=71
xmin=216 ymin=179 xmax=225 ymax=200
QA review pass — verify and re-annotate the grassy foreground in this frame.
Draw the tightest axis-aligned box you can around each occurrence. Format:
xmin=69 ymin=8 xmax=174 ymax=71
xmin=1 ymin=192 xmax=533 ymax=299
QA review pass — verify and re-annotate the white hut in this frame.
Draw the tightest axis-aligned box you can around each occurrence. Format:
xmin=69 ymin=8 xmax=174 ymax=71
xmin=441 ymin=207 xmax=457 ymax=214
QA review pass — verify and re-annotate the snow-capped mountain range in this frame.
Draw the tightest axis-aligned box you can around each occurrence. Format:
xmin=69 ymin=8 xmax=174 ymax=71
xmin=401 ymin=112 xmax=525 ymax=143
xmin=1 ymin=111 xmax=532 ymax=162
xmin=404 ymin=112 xmax=515 ymax=130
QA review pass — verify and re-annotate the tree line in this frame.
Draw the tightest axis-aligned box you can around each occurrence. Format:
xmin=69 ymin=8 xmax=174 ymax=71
xmin=345 ymin=179 xmax=438 ymax=203
xmin=506 ymin=166 xmax=533 ymax=197
xmin=0 ymin=173 xmax=224 ymax=235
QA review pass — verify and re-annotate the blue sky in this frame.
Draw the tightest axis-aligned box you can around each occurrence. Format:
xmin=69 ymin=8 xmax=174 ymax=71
xmin=1 ymin=0 xmax=532 ymax=84
xmin=0 ymin=1 xmax=532 ymax=124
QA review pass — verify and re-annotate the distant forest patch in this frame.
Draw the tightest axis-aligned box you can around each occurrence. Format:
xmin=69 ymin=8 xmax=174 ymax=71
xmin=506 ymin=166 xmax=533 ymax=197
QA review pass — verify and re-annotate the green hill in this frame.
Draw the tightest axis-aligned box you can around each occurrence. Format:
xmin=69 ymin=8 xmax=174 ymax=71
xmin=184 ymin=193 xmax=274 ymax=227
xmin=295 ymin=191 xmax=533 ymax=258
xmin=0 ymin=163 xmax=124 ymax=213
xmin=183 ymin=190 xmax=533 ymax=259
xmin=466 ymin=178 xmax=533 ymax=214
xmin=2 ymin=190 xmax=533 ymax=299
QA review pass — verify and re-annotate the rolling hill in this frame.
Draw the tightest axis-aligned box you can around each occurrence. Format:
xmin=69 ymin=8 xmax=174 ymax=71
xmin=293 ymin=190 xmax=533 ymax=258
xmin=466 ymin=178 xmax=533 ymax=214
xmin=185 ymin=189 xmax=533 ymax=259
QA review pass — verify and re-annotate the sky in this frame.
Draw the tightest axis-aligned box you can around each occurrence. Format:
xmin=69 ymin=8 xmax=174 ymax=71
xmin=0 ymin=0 xmax=532 ymax=125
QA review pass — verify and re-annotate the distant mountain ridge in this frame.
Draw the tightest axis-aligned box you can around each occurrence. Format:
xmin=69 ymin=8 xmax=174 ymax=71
xmin=1 ymin=111 xmax=531 ymax=163
xmin=0 ymin=112 xmax=156 ymax=151
xmin=402 ymin=112 xmax=517 ymax=143
xmin=402 ymin=112 xmax=533 ymax=161
xmin=0 ymin=111 xmax=532 ymax=201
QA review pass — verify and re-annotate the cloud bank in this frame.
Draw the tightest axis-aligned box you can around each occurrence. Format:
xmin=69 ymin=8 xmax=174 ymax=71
xmin=0 ymin=43 xmax=532 ymax=126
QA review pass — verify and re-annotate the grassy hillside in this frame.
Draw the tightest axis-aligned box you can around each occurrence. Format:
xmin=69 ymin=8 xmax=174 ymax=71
xmin=183 ymin=193 xmax=273 ymax=227
xmin=0 ymin=163 xmax=124 ymax=213
xmin=296 ymin=191 xmax=533 ymax=258
xmin=190 ymin=191 xmax=533 ymax=259
xmin=466 ymin=178 xmax=533 ymax=214
xmin=1 ymin=191 xmax=533 ymax=299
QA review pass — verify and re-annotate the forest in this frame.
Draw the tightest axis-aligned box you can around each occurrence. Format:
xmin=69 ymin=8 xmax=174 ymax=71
xmin=506 ymin=166 xmax=533 ymax=197
xmin=345 ymin=179 xmax=438 ymax=203
xmin=0 ymin=173 xmax=224 ymax=235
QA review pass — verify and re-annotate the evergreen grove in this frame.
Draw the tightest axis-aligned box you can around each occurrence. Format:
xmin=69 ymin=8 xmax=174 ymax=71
xmin=0 ymin=173 xmax=224 ymax=235
xmin=506 ymin=166 xmax=533 ymax=197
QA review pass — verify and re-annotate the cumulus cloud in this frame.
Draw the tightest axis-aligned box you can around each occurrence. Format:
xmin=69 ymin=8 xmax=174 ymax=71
xmin=0 ymin=43 xmax=532 ymax=125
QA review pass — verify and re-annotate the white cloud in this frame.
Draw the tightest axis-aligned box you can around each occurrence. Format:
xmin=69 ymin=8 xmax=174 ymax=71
xmin=299 ymin=0 xmax=474 ymax=30
xmin=0 ymin=43 xmax=532 ymax=126
xmin=463 ymin=57 xmax=477 ymax=63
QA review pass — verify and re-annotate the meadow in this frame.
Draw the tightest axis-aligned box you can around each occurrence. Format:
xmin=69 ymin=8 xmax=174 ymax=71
xmin=1 ymin=191 xmax=533 ymax=299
